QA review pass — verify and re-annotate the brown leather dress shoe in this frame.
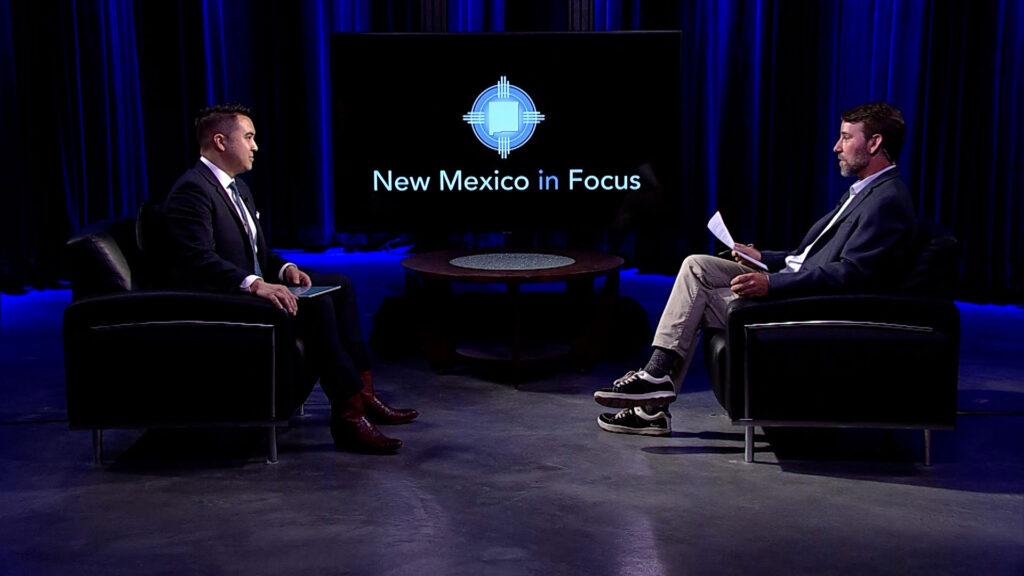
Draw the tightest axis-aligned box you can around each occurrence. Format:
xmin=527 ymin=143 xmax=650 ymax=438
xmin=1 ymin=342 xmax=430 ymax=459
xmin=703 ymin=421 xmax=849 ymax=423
xmin=359 ymin=370 xmax=419 ymax=425
xmin=363 ymin=394 xmax=419 ymax=425
xmin=330 ymin=415 xmax=403 ymax=454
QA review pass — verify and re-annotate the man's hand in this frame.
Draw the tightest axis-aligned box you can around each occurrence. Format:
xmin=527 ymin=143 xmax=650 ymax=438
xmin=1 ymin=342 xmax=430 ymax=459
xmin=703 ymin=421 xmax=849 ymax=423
xmin=249 ymin=278 xmax=299 ymax=315
xmin=283 ymin=265 xmax=311 ymax=288
xmin=731 ymin=244 xmax=763 ymax=268
xmin=731 ymin=272 xmax=769 ymax=299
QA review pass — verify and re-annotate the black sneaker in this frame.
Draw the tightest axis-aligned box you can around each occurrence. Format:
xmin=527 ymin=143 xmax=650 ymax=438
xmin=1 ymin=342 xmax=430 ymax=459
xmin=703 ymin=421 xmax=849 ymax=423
xmin=593 ymin=369 xmax=676 ymax=408
xmin=597 ymin=406 xmax=671 ymax=436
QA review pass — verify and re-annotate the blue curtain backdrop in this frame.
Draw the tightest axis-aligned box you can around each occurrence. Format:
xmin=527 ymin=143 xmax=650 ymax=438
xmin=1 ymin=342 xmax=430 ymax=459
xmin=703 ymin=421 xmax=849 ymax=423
xmin=0 ymin=0 xmax=1021 ymax=303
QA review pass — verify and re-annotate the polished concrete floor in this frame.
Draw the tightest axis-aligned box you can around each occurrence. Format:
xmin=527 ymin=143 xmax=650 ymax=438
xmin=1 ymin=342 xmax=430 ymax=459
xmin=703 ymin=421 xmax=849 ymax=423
xmin=1 ymin=256 xmax=1022 ymax=576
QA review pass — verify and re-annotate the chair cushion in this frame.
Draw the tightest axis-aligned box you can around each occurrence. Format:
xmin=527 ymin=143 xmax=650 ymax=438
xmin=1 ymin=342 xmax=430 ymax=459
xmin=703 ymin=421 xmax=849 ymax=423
xmin=66 ymin=218 xmax=139 ymax=300
xmin=135 ymin=201 xmax=174 ymax=289
xmin=702 ymin=328 xmax=729 ymax=410
xmin=899 ymin=219 xmax=959 ymax=297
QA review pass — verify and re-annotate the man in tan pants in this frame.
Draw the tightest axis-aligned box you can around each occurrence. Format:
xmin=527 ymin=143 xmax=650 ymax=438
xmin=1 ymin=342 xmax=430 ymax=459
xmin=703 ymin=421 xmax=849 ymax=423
xmin=594 ymin=102 xmax=918 ymax=436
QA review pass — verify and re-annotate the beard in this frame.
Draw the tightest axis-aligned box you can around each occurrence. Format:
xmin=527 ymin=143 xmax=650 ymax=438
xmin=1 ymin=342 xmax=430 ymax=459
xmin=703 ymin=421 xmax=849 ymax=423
xmin=838 ymin=146 xmax=870 ymax=177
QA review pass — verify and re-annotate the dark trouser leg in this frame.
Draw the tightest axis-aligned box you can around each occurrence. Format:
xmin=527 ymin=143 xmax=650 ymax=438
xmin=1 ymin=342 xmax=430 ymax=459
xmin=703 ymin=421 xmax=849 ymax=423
xmin=306 ymin=271 xmax=418 ymax=425
xmin=296 ymin=279 xmax=363 ymax=403
xmin=298 ymin=272 xmax=402 ymax=453
xmin=314 ymin=271 xmax=372 ymax=371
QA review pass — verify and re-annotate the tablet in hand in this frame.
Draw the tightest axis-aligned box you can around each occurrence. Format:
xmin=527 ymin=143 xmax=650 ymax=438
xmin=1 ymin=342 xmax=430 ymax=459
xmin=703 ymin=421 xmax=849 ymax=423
xmin=288 ymin=285 xmax=341 ymax=298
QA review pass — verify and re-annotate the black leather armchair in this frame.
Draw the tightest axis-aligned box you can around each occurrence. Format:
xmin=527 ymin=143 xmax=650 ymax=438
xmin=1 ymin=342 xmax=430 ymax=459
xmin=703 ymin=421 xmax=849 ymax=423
xmin=702 ymin=220 xmax=960 ymax=464
xmin=63 ymin=209 xmax=316 ymax=464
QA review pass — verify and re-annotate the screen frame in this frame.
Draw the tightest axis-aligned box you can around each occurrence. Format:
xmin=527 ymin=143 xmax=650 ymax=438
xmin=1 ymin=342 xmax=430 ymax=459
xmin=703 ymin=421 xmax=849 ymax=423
xmin=329 ymin=30 xmax=684 ymax=236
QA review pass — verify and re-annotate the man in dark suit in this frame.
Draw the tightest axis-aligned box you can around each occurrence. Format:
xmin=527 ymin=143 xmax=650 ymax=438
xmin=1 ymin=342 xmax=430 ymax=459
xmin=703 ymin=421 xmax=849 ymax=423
xmin=594 ymin=102 xmax=918 ymax=436
xmin=162 ymin=103 xmax=417 ymax=454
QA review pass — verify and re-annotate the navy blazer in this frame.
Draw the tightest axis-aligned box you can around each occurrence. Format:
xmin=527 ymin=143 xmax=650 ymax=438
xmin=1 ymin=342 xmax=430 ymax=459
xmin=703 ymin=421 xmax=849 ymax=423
xmin=759 ymin=169 xmax=917 ymax=298
xmin=162 ymin=161 xmax=290 ymax=292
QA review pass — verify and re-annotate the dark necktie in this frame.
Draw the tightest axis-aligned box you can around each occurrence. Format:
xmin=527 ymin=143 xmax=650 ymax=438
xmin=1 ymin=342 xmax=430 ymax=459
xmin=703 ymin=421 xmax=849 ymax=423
xmin=227 ymin=181 xmax=262 ymax=277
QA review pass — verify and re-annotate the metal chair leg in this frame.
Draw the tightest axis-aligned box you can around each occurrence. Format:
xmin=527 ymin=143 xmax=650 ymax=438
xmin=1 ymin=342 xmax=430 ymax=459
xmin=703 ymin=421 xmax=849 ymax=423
xmin=924 ymin=429 xmax=932 ymax=467
xmin=91 ymin=429 xmax=103 ymax=466
xmin=267 ymin=427 xmax=279 ymax=464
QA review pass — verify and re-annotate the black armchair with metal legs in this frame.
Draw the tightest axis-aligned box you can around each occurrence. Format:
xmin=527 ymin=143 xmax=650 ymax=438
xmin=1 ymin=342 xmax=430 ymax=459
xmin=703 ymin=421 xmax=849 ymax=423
xmin=62 ymin=209 xmax=316 ymax=464
xmin=702 ymin=219 xmax=961 ymax=464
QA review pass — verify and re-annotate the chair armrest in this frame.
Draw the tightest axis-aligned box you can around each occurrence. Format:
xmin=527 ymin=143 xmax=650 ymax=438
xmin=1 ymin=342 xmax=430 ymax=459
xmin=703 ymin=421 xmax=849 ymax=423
xmin=726 ymin=294 xmax=959 ymax=333
xmin=63 ymin=290 xmax=292 ymax=328
xmin=62 ymin=291 xmax=302 ymax=429
xmin=721 ymin=294 xmax=960 ymax=427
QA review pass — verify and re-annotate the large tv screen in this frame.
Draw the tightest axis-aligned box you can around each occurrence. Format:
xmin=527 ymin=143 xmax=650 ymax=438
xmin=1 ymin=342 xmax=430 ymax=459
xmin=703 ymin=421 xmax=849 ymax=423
xmin=331 ymin=31 xmax=682 ymax=235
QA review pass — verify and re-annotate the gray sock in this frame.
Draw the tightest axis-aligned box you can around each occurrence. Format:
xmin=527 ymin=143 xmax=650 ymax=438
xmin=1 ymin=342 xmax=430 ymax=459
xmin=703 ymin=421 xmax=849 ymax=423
xmin=644 ymin=347 xmax=681 ymax=379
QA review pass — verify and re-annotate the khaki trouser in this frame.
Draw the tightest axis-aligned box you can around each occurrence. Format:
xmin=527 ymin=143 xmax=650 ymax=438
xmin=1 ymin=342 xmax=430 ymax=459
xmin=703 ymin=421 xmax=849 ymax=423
xmin=652 ymin=254 xmax=754 ymax=392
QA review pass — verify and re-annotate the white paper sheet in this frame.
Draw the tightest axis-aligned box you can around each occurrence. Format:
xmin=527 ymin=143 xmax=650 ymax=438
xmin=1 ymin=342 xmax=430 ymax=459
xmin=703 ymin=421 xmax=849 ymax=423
xmin=707 ymin=211 xmax=768 ymax=270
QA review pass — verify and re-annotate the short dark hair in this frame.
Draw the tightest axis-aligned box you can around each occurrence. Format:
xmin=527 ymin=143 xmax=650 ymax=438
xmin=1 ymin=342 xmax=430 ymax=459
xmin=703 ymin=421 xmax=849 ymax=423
xmin=841 ymin=102 xmax=906 ymax=162
xmin=195 ymin=103 xmax=252 ymax=149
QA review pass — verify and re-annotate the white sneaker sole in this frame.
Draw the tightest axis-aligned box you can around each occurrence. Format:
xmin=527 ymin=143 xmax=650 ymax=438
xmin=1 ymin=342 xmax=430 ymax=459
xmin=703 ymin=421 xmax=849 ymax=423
xmin=597 ymin=416 xmax=671 ymax=436
xmin=593 ymin=390 xmax=677 ymax=408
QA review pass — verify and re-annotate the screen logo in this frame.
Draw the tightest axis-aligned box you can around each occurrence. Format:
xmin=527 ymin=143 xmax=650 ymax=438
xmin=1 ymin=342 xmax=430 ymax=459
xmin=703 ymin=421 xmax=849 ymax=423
xmin=463 ymin=76 xmax=545 ymax=159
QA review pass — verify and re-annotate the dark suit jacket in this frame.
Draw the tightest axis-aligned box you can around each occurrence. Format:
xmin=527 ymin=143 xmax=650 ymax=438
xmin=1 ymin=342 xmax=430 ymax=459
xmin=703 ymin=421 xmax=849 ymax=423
xmin=162 ymin=160 xmax=289 ymax=292
xmin=759 ymin=169 xmax=917 ymax=298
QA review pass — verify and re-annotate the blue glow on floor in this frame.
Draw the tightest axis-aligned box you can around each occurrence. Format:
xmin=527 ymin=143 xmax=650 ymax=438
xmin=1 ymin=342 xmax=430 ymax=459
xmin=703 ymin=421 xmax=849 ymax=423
xmin=954 ymin=301 xmax=1024 ymax=319
xmin=1 ymin=289 xmax=72 ymax=331
xmin=275 ymin=246 xmax=414 ymax=268
xmin=2 ymin=252 xmax=1021 ymax=333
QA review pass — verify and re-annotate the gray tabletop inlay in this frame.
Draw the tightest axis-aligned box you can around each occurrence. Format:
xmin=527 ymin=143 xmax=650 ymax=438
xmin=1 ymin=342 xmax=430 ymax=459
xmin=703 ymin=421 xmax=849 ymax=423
xmin=449 ymin=253 xmax=577 ymax=271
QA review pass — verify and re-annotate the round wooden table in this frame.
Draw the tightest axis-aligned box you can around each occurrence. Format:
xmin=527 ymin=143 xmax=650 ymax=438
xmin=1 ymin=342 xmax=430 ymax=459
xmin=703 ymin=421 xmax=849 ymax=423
xmin=402 ymin=249 xmax=625 ymax=383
